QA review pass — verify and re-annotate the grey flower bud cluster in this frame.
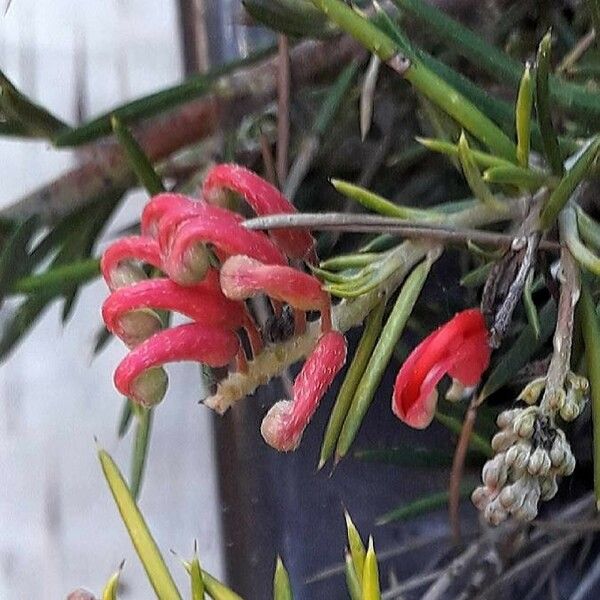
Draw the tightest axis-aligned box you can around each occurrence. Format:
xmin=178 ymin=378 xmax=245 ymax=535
xmin=472 ymin=404 xmax=576 ymax=525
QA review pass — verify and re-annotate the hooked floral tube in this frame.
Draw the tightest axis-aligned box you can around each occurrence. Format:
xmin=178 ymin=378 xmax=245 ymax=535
xmin=220 ymin=255 xmax=333 ymax=332
xmin=392 ymin=309 xmax=491 ymax=429
xmin=261 ymin=330 xmax=348 ymax=451
xmin=202 ymin=163 xmax=315 ymax=261
xmin=114 ymin=323 xmax=240 ymax=406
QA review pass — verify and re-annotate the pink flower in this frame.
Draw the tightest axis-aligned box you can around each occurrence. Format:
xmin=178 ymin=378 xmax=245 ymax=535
xmin=392 ymin=309 xmax=491 ymax=429
xmin=101 ymin=163 xmax=345 ymax=450
xmin=261 ymin=331 xmax=347 ymax=451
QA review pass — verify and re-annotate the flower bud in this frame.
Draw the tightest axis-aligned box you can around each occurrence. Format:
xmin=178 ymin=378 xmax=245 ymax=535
xmin=513 ymin=408 xmax=537 ymax=439
xmin=482 ymin=455 xmax=508 ymax=488
xmin=517 ymin=377 xmax=546 ymax=405
xmin=547 ymin=388 xmax=566 ymax=412
xmin=527 ymin=447 xmax=551 ymax=477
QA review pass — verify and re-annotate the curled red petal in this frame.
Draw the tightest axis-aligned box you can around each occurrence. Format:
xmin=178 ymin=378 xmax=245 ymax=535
xmin=202 ymin=163 xmax=315 ymax=260
xmin=220 ymin=255 xmax=327 ymax=311
xmin=114 ymin=323 xmax=239 ymax=406
xmin=101 ymin=236 xmax=162 ymax=290
xmin=261 ymin=331 xmax=347 ymax=451
xmin=392 ymin=309 xmax=491 ymax=429
xmin=141 ymin=193 xmax=205 ymax=238
xmin=163 ymin=208 xmax=286 ymax=283
xmin=102 ymin=275 xmax=246 ymax=344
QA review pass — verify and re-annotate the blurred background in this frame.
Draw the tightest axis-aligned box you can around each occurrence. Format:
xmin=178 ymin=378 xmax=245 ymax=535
xmin=0 ymin=1 xmax=250 ymax=596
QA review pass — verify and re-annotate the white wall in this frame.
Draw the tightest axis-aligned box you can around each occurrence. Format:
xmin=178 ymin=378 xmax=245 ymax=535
xmin=0 ymin=2 xmax=224 ymax=597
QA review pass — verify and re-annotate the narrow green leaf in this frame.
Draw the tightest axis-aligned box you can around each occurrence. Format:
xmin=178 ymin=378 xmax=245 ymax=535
xmin=482 ymin=165 xmax=553 ymax=191
xmin=314 ymin=60 xmax=359 ymax=136
xmin=579 ymin=278 xmax=600 ymax=509
xmin=562 ymin=205 xmax=600 ymax=275
xmin=376 ymin=484 xmax=473 ymax=525
xmin=460 ymin=262 xmax=493 ymax=288
xmin=313 ymin=0 xmax=517 ymax=160
xmin=0 ymin=68 xmax=68 ymax=138
xmin=336 ymin=256 xmax=434 ymax=459
xmin=53 ymin=47 xmax=275 ymax=147
xmin=479 ymin=299 xmax=557 ymax=401
xmin=523 ymin=270 xmax=541 ymax=340
xmin=416 ymin=137 xmax=513 ymax=170
xmin=361 ymin=538 xmax=380 ymax=600
xmin=311 ymin=0 xmax=398 ymax=59
xmin=320 ymin=253 xmax=381 ymax=271
xmin=242 ymin=0 xmax=332 ymax=38
xmin=589 ymin=0 xmax=600 ymax=50
xmin=10 ymin=258 xmax=100 ymax=296
xmin=457 ymin=133 xmax=508 ymax=214
xmin=98 ymin=448 xmax=182 ymax=599
xmin=273 ymin=556 xmax=293 ymax=600
xmin=319 ymin=299 xmax=386 ymax=469
xmin=0 ymin=295 xmax=51 ymax=362
xmin=344 ymin=552 xmax=362 ymax=600
xmin=0 ymin=216 xmax=39 ymax=302
xmin=392 ymin=0 xmax=600 ymax=122
xmin=94 ymin=325 xmax=114 ymax=357
xmin=536 ymin=31 xmax=564 ymax=176
xmin=516 ymin=63 xmax=533 ymax=168
xmin=201 ymin=570 xmax=243 ymax=600
xmin=112 ymin=117 xmax=165 ymax=196
xmin=190 ymin=553 xmax=205 ymax=600
xmin=331 ymin=178 xmax=439 ymax=220
xmin=541 ymin=136 xmax=600 ymax=229
xmin=102 ymin=562 xmax=124 ymax=600
xmin=345 ymin=512 xmax=366 ymax=587
xmin=129 ymin=407 xmax=153 ymax=501
xmin=433 ymin=410 xmax=493 ymax=457
xmin=117 ymin=399 xmax=134 ymax=438
xmin=576 ymin=206 xmax=600 ymax=253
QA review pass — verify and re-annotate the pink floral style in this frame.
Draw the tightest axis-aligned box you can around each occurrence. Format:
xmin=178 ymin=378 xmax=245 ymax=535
xmin=101 ymin=163 xmax=343 ymax=449
xmin=392 ymin=309 xmax=491 ymax=429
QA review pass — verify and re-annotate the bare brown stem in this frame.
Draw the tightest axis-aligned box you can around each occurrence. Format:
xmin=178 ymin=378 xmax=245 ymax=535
xmin=244 ymin=212 xmax=560 ymax=251
xmin=276 ymin=35 xmax=291 ymax=186
xmin=1 ymin=37 xmax=363 ymax=223
xmin=540 ymin=246 xmax=580 ymax=413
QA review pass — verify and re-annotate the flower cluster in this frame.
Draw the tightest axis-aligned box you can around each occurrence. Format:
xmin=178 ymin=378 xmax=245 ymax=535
xmin=472 ymin=372 xmax=587 ymax=524
xmin=101 ymin=164 xmax=346 ymax=451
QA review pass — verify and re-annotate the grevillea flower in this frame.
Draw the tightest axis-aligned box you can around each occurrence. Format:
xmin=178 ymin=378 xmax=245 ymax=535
xmin=101 ymin=163 xmax=344 ymax=450
xmin=261 ymin=331 xmax=347 ymax=451
xmin=202 ymin=163 xmax=315 ymax=261
xmin=392 ymin=309 xmax=491 ymax=429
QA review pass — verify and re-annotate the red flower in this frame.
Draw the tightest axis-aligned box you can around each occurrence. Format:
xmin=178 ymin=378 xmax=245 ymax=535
xmin=392 ymin=309 xmax=491 ymax=429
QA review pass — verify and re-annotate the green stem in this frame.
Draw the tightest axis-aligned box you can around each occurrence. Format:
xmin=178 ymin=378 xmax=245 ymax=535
xmin=579 ymin=278 xmax=600 ymax=509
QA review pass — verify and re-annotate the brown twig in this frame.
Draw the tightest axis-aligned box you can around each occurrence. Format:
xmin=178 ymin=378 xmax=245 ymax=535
xmin=448 ymin=401 xmax=478 ymax=543
xmin=259 ymin=131 xmax=278 ymax=186
xmin=540 ymin=246 xmax=580 ymax=413
xmin=244 ymin=212 xmax=561 ymax=251
xmin=1 ymin=37 xmax=363 ymax=223
xmin=276 ymin=35 xmax=291 ymax=187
